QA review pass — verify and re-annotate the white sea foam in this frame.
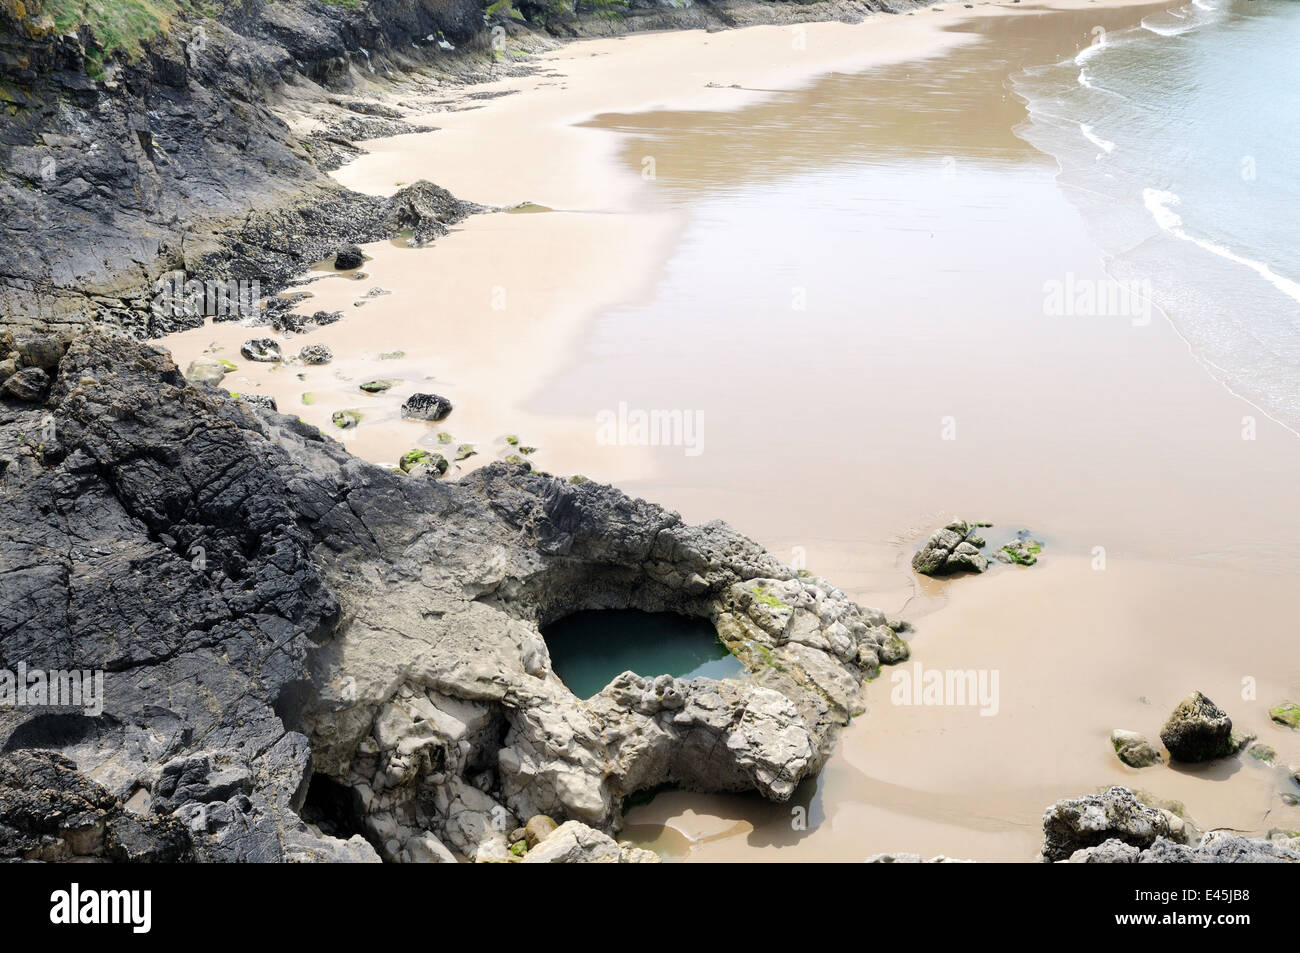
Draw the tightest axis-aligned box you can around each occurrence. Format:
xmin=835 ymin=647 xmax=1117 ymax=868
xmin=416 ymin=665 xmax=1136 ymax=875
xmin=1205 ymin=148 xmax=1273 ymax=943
xmin=1074 ymin=45 xmax=1101 ymax=67
xmin=1143 ymin=189 xmax=1300 ymax=305
xmin=1143 ymin=0 xmax=1226 ymax=36
xmin=1080 ymin=123 xmax=1116 ymax=154
xmin=1141 ymin=18 xmax=1195 ymax=37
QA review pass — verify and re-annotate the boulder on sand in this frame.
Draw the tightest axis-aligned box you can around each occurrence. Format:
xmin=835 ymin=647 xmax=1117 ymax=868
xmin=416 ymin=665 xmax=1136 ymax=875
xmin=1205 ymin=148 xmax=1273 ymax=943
xmin=912 ymin=520 xmax=989 ymax=575
xmin=1159 ymin=691 xmax=1238 ymax=763
xmin=1040 ymin=786 xmax=1183 ymax=862
xmin=1110 ymin=729 xmax=1162 ymax=768
xmin=334 ymin=245 xmax=364 ymax=270
xmin=401 ymin=392 xmax=453 ymax=422
xmin=240 ymin=338 xmax=282 ymax=363
xmin=298 ymin=344 xmax=333 ymax=365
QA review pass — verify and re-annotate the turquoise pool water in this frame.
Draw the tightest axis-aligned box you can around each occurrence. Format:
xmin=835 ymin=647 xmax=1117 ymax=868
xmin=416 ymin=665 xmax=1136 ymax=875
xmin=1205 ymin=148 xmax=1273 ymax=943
xmin=543 ymin=609 xmax=744 ymax=699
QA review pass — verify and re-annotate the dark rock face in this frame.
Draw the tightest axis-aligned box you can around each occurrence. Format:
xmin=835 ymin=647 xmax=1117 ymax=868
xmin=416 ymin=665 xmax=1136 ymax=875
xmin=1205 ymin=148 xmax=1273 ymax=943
xmin=0 ymin=331 xmax=341 ymax=861
xmin=401 ymin=392 xmax=454 ymax=421
xmin=0 ymin=0 xmax=487 ymax=334
xmin=0 ymin=366 xmax=50 ymax=402
xmin=0 ymin=330 xmax=907 ymax=862
xmin=1160 ymin=691 xmax=1236 ymax=763
xmin=334 ymin=245 xmax=365 ymax=270
xmin=0 ymin=749 xmax=192 ymax=862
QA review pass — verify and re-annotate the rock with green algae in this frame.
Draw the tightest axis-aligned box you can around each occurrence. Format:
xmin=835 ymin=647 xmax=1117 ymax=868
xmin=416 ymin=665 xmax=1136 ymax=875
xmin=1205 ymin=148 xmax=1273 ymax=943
xmin=399 ymin=449 xmax=448 ymax=477
xmin=998 ymin=536 xmax=1043 ymax=566
xmin=523 ymin=815 xmax=557 ymax=848
xmin=877 ymin=630 xmax=910 ymax=665
xmin=359 ymin=379 xmax=397 ymax=393
xmin=1270 ymin=702 xmax=1300 ymax=729
xmin=1111 ymin=729 xmax=1162 ymax=768
xmin=503 ymin=453 xmax=531 ymax=470
xmin=436 ymin=431 xmax=453 ymax=445
xmin=454 ymin=443 xmax=476 ymax=462
xmin=1249 ymin=743 xmax=1276 ymax=763
xmin=184 ymin=357 xmax=230 ymax=385
xmin=331 ymin=409 xmax=362 ymax=429
xmin=751 ymin=584 xmax=790 ymax=611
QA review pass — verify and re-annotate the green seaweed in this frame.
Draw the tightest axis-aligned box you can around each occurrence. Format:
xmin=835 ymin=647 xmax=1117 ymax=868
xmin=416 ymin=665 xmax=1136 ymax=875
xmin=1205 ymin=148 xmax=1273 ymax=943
xmin=1270 ymin=702 xmax=1300 ymax=729
xmin=751 ymin=585 xmax=791 ymax=611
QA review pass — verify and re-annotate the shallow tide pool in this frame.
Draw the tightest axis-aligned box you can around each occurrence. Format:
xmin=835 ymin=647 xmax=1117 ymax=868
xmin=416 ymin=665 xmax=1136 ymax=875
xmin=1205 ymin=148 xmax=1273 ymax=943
xmin=542 ymin=610 xmax=745 ymax=699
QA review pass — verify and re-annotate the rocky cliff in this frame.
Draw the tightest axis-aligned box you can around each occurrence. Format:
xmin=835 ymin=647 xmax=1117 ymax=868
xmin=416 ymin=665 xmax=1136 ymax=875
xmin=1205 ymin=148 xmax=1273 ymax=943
xmin=0 ymin=0 xmax=909 ymax=335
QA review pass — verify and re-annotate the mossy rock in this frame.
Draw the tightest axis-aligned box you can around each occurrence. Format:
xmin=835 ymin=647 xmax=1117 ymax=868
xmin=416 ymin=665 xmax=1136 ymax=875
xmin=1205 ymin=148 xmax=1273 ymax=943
xmin=402 ymin=450 xmax=449 ymax=477
xmin=509 ymin=841 xmax=527 ymax=857
xmin=751 ymin=585 xmax=791 ymax=611
xmin=503 ymin=453 xmax=532 ymax=470
xmin=331 ymin=409 xmax=362 ymax=429
xmin=399 ymin=449 xmax=432 ymax=473
xmin=504 ymin=434 xmax=519 ymax=446
xmin=878 ymin=631 xmax=910 ymax=665
xmin=454 ymin=443 xmax=477 ymax=462
xmin=569 ymin=474 xmax=590 ymax=485
xmin=360 ymin=379 xmax=397 ymax=393
xmin=1250 ymin=744 xmax=1277 ymax=763
xmin=1000 ymin=539 xmax=1043 ymax=566
xmin=436 ymin=431 xmax=453 ymax=445
xmin=301 ymin=392 xmax=315 ymax=405
xmin=1270 ymin=702 xmax=1300 ymax=729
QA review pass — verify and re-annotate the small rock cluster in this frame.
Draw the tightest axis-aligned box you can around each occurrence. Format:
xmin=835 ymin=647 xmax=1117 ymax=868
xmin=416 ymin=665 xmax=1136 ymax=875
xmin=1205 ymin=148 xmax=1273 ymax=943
xmin=912 ymin=520 xmax=1045 ymax=576
xmin=1110 ymin=691 xmax=1252 ymax=769
xmin=911 ymin=520 xmax=991 ymax=575
xmin=1041 ymin=786 xmax=1300 ymax=863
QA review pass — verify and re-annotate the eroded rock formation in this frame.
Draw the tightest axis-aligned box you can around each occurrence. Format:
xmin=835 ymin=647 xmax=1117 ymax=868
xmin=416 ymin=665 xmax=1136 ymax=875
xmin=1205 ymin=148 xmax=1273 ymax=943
xmin=0 ymin=329 xmax=906 ymax=862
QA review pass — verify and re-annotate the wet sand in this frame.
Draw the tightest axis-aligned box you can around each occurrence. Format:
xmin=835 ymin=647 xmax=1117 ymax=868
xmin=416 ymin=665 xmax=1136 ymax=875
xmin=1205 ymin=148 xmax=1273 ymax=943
xmin=634 ymin=557 xmax=1300 ymax=861
xmin=161 ymin=0 xmax=1300 ymax=860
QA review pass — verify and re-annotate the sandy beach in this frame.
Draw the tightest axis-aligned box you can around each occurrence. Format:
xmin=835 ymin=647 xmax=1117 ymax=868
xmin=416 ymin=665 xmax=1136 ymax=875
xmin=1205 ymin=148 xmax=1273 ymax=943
xmin=160 ymin=0 xmax=1300 ymax=861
